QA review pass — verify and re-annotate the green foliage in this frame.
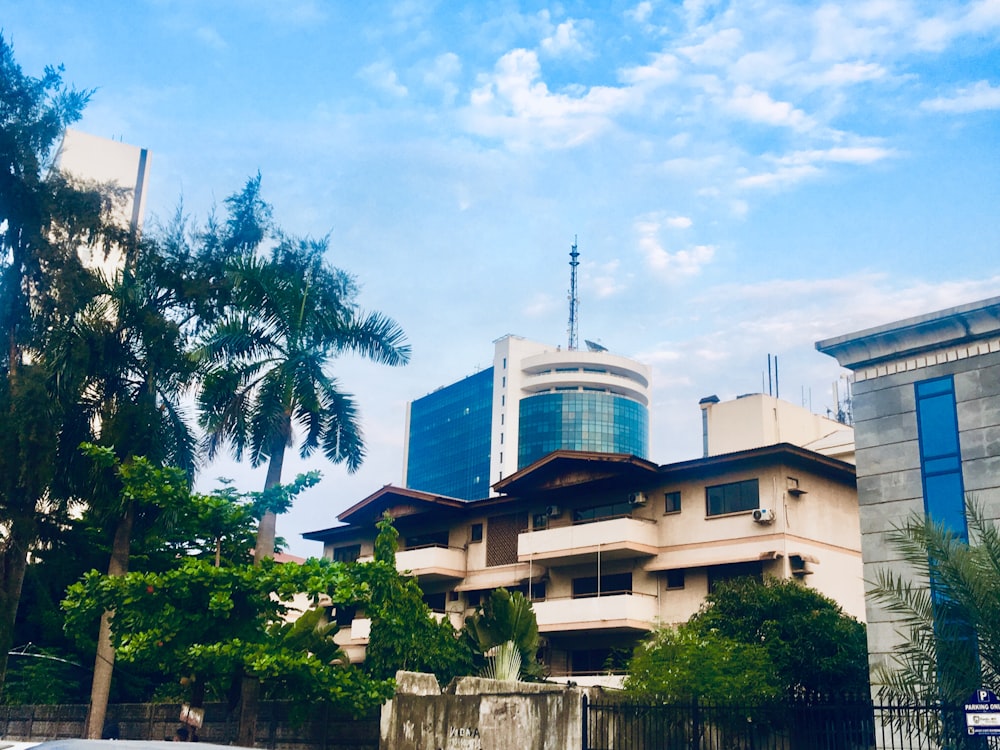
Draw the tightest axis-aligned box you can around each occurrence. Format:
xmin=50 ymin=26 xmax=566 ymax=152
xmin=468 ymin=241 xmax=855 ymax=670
xmin=362 ymin=514 xmax=473 ymax=686
xmin=62 ymin=554 xmax=392 ymax=713
xmin=464 ymin=587 xmax=541 ymax=680
xmin=625 ymin=625 xmax=780 ymax=703
xmin=480 ymin=640 xmax=521 ymax=682
xmin=1 ymin=650 xmax=88 ymax=705
xmin=868 ymin=499 xmax=1000 ymax=704
xmin=686 ymin=577 xmax=869 ymax=695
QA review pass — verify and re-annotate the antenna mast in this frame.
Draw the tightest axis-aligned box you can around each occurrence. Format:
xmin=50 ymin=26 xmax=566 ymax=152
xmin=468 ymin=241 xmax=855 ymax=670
xmin=567 ymin=236 xmax=579 ymax=351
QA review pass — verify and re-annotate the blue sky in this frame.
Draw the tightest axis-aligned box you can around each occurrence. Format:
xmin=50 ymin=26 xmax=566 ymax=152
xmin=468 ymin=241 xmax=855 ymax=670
xmin=5 ymin=0 xmax=999 ymax=555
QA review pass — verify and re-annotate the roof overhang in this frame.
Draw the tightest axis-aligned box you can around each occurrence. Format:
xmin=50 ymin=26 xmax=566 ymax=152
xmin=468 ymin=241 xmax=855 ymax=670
xmin=816 ymin=295 xmax=1000 ymax=370
xmin=493 ymin=450 xmax=659 ymax=496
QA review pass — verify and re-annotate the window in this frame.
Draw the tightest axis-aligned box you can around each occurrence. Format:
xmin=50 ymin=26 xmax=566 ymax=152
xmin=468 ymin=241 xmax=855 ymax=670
xmin=707 ymin=561 xmax=762 ymax=592
xmin=706 ymin=478 xmax=759 ymax=516
xmin=532 ymin=513 xmax=548 ymax=530
xmin=333 ymin=604 xmax=357 ymax=627
xmin=332 ymin=544 xmax=361 ymax=563
xmin=665 ymin=569 xmax=685 ymax=589
xmin=470 ymin=523 xmax=483 ymax=543
xmin=423 ymin=592 xmax=447 ymax=612
xmin=573 ymin=501 xmax=632 ymax=524
xmin=915 ymin=376 xmax=968 ymax=539
xmin=664 ymin=491 xmax=681 ymax=514
xmin=404 ymin=530 xmax=449 ymax=549
xmin=467 ymin=590 xmax=482 ymax=607
xmin=572 ymin=572 xmax=632 ymax=598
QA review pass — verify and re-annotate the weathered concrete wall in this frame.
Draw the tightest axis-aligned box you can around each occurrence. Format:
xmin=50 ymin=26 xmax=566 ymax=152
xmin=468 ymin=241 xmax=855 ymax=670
xmin=0 ymin=701 xmax=379 ymax=750
xmin=381 ymin=672 xmax=589 ymax=750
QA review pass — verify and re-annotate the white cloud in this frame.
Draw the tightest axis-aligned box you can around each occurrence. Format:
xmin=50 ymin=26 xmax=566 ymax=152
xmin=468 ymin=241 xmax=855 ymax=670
xmin=666 ymin=216 xmax=693 ymax=228
xmin=779 ymin=146 xmax=896 ymax=165
xmin=724 ymin=84 xmax=816 ymax=131
xmin=464 ymin=48 xmax=630 ymax=148
xmin=627 ymin=2 xmax=654 ymax=25
xmin=922 ymin=80 xmax=1000 ymax=113
xmin=679 ymin=28 xmax=744 ymax=66
xmin=737 ymin=164 xmax=822 ymax=190
xmin=541 ymin=19 xmax=590 ymax=58
xmin=636 ymin=215 xmax=715 ymax=279
xmin=585 ymin=260 xmax=628 ymax=298
xmin=359 ymin=60 xmax=408 ymax=97
xmin=422 ymin=52 xmax=462 ymax=104
xmin=807 ymin=61 xmax=888 ymax=87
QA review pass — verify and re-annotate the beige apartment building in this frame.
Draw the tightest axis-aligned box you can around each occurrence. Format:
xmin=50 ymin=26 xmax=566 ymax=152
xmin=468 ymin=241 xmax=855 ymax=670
xmin=305 ymin=394 xmax=863 ymax=682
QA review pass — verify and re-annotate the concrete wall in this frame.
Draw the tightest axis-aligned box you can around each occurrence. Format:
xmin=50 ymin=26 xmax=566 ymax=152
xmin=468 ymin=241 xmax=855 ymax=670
xmin=0 ymin=701 xmax=378 ymax=750
xmin=851 ymin=347 xmax=1000 ymax=677
xmin=381 ymin=672 xmax=589 ymax=750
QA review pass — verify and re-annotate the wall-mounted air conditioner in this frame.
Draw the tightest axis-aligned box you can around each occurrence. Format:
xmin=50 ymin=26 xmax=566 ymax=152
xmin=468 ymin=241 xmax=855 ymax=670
xmin=545 ymin=505 xmax=562 ymax=518
xmin=628 ymin=491 xmax=647 ymax=506
xmin=752 ymin=508 xmax=775 ymax=524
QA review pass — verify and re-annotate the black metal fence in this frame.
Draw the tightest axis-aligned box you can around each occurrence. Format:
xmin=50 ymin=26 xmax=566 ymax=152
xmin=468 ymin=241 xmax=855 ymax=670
xmin=583 ymin=694 xmax=1000 ymax=750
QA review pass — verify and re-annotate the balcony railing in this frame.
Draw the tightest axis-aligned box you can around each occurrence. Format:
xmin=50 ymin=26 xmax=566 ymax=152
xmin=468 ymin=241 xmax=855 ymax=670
xmin=532 ymin=591 xmax=658 ymax=633
xmin=518 ymin=516 xmax=658 ymax=563
xmin=395 ymin=544 xmax=467 ymax=581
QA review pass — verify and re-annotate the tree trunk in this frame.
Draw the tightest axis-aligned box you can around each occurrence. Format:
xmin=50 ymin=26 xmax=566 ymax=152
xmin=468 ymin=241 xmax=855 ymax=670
xmin=85 ymin=502 xmax=135 ymax=739
xmin=252 ymin=446 xmax=285 ymax=563
xmin=0 ymin=514 xmax=34 ymax=697
xmin=237 ymin=446 xmax=285 ymax=746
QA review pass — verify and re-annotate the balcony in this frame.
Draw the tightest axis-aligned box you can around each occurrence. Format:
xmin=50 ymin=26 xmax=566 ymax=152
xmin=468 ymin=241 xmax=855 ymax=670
xmin=518 ymin=516 xmax=659 ymax=565
xmin=395 ymin=544 xmax=467 ymax=581
xmin=532 ymin=592 xmax=659 ymax=634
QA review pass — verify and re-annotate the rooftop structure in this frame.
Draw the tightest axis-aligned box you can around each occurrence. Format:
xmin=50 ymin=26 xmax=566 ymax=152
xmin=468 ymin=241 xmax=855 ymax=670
xmin=403 ymin=335 xmax=651 ymax=500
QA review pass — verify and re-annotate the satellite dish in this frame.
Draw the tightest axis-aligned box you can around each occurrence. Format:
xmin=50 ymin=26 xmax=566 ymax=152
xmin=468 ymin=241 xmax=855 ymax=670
xmin=585 ymin=340 xmax=608 ymax=352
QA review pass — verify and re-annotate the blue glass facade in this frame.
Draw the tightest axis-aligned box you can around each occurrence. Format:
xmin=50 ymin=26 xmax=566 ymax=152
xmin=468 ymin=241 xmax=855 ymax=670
xmin=914 ymin=376 xmax=968 ymax=540
xmin=406 ymin=368 xmax=493 ymax=500
xmin=517 ymin=391 xmax=649 ymax=469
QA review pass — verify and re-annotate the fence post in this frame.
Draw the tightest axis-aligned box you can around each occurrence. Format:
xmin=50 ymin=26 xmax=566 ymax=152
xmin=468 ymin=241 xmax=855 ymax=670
xmin=690 ymin=698 xmax=699 ymax=750
xmin=580 ymin=693 xmax=588 ymax=750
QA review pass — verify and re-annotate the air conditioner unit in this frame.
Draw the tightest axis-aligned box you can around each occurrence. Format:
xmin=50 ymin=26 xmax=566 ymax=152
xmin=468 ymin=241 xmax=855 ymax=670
xmin=628 ymin=491 xmax=647 ymax=506
xmin=545 ymin=505 xmax=562 ymax=518
xmin=752 ymin=508 xmax=775 ymax=524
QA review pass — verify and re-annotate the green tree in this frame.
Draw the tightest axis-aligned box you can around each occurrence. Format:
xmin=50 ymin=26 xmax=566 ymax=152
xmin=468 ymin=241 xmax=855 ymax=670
xmin=362 ymin=515 xmax=473 ymax=686
xmin=0 ymin=33 xmax=121 ymax=695
xmin=63 ymin=554 xmax=393 ymax=715
xmin=197 ymin=229 xmax=409 ymax=743
xmin=625 ymin=625 xmax=780 ymax=703
xmin=686 ymin=577 xmax=869 ymax=695
xmin=868 ymin=500 xmax=1000 ymax=705
xmin=198 ymin=227 xmax=411 ymax=564
xmin=464 ymin=588 xmax=542 ymax=680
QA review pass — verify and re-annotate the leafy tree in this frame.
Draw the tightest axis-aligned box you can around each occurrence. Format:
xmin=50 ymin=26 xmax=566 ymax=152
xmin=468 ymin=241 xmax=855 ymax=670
xmin=464 ymin=588 xmax=542 ymax=680
xmin=0 ymin=32 xmax=124 ymax=694
xmin=63 ymin=554 xmax=393 ymax=715
xmin=362 ymin=515 xmax=473 ymax=686
xmin=686 ymin=577 xmax=869 ymax=695
xmin=868 ymin=499 xmax=1000 ymax=705
xmin=625 ymin=625 xmax=780 ymax=703
xmin=198 ymin=229 xmax=411 ymax=564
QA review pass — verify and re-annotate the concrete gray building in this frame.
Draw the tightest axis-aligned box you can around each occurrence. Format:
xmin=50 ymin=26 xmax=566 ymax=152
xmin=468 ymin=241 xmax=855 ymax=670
xmin=817 ymin=296 xmax=1000 ymax=693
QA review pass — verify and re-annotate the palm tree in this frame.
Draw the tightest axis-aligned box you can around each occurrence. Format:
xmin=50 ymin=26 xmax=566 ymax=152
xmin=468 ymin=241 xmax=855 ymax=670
xmin=868 ymin=497 xmax=1000 ymax=706
xmin=51 ymin=230 xmax=202 ymax=738
xmin=198 ymin=236 xmax=410 ymax=562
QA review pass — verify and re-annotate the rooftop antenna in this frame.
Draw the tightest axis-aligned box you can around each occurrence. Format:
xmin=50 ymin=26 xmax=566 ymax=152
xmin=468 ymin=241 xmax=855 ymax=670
xmin=567 ymin=236 xmax=579 ymax=351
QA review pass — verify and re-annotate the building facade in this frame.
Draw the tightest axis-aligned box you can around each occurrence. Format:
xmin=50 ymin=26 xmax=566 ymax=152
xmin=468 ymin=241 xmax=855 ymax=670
xmin=817 ymin=296 xmax=1000 ymax=695
xmin=55 ymin=128 xmax=151 ymax=274
xmin=308 ymin=433 xmax=862 ymax=682
xmin=402 ymin=335 xmax=651 ymax=499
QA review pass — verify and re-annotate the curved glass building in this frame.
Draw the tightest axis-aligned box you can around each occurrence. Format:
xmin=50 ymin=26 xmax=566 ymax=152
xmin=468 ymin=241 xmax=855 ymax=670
xmin=404 ymin=336 xmax=651 ymax=499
